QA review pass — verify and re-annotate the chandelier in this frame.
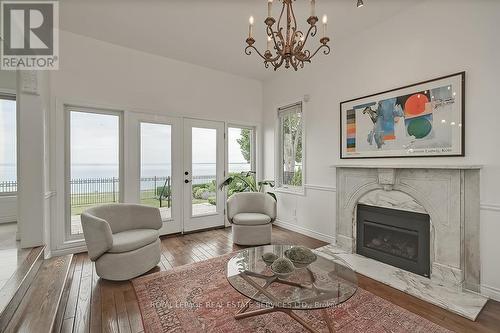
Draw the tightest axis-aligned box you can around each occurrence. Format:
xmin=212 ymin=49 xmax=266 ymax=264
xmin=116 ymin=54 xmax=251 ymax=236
xmin=245 ymin=0 xmax=330 ymax=71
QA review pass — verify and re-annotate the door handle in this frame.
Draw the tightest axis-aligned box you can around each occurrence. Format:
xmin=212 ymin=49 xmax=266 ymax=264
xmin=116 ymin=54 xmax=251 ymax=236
xmin=184 ymin=179 xmax=191 ymax=183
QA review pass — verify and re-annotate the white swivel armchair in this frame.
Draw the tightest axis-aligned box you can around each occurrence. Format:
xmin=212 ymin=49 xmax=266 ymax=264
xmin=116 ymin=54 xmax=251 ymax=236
xmin=227 ymin=192 xmax=276 ymax=245
xmin=81 ymin=204 xmax=162 ymax=281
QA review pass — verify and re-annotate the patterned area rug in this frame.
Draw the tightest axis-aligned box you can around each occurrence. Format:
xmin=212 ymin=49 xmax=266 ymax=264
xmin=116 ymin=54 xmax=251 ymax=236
xmin=132 ymin=254 xmax=451 ymax=333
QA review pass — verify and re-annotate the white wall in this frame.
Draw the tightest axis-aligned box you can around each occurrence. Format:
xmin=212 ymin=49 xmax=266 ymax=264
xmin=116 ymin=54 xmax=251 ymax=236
xmin=52 ymin=31 xmax=262 ymax=123
xmin=47 ymin=31 xmax=263 ymax=254
xmin=0 ymin=71 xmax=17 ymax=224
xmin=262 ymin=0 xmax=500 ymax=300
xmin=17 ymin=71 xmax=50 ymax=248
xmin=0 ymin=71 xmax=16 ymax=90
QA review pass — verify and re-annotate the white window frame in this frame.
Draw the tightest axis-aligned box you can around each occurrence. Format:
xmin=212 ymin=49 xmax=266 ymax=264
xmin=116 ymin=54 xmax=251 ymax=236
xmin=0 ymin=91 xmax=17 ymax=196
xmin=227 ymin=124 xmax=257 ymax=175
xmin=64 ymin=105 xmax=124 ymax=241
xmin=275 ymin=102 xmax=305 ymax=194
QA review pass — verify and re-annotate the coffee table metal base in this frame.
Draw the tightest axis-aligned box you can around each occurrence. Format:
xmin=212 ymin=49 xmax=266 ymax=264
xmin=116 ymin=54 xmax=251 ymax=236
xmin=234 ymin=271 xmax=335 ymax=333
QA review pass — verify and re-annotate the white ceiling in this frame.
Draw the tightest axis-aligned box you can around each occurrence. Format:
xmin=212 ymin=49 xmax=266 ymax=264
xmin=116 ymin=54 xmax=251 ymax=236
xmin=59 ymin=0 xmax=424 ymax=81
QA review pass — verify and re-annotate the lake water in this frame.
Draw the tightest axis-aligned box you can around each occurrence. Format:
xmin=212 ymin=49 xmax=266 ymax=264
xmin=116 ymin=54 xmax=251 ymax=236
xmin=0 ymin=163 xmax=251 ymax=187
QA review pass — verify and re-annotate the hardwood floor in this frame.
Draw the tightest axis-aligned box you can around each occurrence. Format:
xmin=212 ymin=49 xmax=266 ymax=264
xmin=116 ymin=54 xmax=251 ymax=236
xmin=56 ymin=226 xmax=500 ymax=333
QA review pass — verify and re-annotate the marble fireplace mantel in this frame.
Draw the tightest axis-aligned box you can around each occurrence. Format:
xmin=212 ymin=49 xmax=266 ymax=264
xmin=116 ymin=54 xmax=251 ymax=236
xmin=329 ymin=165 xmax=488 ymax=319
xmin=331 ymin=164 xmax=482 ymax=170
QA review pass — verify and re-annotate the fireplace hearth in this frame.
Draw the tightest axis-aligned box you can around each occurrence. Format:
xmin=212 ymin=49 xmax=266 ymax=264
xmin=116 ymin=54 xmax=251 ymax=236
xmin=356 ymin=204 xmax=430 ymax=277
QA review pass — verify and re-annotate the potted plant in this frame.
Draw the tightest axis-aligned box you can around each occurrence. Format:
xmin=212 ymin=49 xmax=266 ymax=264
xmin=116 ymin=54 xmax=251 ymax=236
xmin=219 ymin=171 xmax=276 ymax=201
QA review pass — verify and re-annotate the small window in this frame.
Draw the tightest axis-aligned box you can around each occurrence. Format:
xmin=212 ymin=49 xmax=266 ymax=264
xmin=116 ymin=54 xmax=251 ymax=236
xmin=0 ymin=93 xmax=17 ymax=195
xmin=228 ymin=126 xmax=255 ymax=174
xmin=277 ymin=102 xmax=304 ymax=190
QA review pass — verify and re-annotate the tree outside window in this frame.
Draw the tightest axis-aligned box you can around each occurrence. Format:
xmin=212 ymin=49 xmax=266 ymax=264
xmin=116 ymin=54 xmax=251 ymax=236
xmin=279 ymin=104 xmax=303 ymax=188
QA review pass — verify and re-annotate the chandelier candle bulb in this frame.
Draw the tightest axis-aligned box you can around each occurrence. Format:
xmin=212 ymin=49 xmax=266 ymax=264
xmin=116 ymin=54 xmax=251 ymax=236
xmin=310 ymin=0 xmax=316 ymax=17
xmin=249 ymin=16 xmax=254 ymax=38
xmin=267 ymin=35 xmax=272 ymax=50
xmin=268 ymin=0 xmax=273 ymax=18
xmin=322 ymin=14 xmax=328 ymax=38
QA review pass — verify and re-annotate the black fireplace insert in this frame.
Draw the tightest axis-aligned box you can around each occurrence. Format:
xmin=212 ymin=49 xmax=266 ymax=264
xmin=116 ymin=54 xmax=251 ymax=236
xmin=356 ymin=204 xmax=430 ymax=277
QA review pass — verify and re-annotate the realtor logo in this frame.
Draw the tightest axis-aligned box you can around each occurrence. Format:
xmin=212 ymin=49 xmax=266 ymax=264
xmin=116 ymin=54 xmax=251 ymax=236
xmin=1 ymin=0 xmax=59 ymax=70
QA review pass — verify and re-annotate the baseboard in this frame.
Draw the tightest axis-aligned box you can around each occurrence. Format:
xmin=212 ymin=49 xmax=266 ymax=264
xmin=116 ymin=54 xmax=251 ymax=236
xmin=50 ymin=245 xmax=87 ymax=258
xmin=481 ymin=284 xmax=500 ymax=302
xmin=274 ymin=219 xmax=335 ymax=244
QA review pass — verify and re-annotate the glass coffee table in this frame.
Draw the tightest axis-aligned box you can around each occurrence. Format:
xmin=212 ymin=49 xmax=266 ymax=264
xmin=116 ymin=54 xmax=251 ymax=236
xmin=226 ymin=245 xmax=358 ymax=333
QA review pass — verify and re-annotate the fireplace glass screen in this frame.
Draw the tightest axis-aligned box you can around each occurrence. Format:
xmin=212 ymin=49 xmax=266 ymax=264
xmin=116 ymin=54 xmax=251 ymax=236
xmin=356 ymin=204 xmax=430 ymax=277
xmin=363 ymin=222 xmax=419 ymax=261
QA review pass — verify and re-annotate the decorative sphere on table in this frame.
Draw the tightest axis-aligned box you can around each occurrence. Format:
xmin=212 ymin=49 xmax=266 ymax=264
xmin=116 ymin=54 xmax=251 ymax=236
xmin=285 ymin=246 xmax=316 ymax=263
xmin=271 ymin=257 xmax=295 ymax=275
xmin=262 ymin=252 xmax=279 ymax=265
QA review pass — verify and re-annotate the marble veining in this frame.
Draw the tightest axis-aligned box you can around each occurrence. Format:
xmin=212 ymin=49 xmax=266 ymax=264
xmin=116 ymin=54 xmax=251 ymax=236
xmin=358 ymin=189 xmax=427 ymax=214
xmin=315 ymin=244 xmax=488 ymax=321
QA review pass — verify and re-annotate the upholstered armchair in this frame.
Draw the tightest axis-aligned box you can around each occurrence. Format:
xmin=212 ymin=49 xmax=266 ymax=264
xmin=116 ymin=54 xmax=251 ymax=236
xmin=227 ymin=192 xmax=277 ymax=245
xmin=81 ymin=204 xmax=162 ymax=281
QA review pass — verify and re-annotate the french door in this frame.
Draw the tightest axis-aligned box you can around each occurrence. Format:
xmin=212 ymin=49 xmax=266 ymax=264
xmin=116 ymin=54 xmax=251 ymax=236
xmin=135 ymin=114 xmax=183 ymax=236
xmin=62 ymin=112 xmax=227 ymax=245
xmin=182 ymin=119 xmax=225 ymax=232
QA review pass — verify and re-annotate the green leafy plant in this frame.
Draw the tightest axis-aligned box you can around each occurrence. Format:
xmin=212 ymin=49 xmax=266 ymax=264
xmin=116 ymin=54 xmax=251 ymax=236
xmin=291 ymin=167 xmax=302 ymax=186
xmin=219 ymin=171 xmax=276 ymax=201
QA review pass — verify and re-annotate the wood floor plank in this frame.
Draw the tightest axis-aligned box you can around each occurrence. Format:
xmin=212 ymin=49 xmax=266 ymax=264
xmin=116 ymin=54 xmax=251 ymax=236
xmin=124 ymin=289 xmax=143 ymax=333
xmin=0 ymin=246 xmax=44 ymax=332
xmin=64 ymin=254 xmax=84 ymax=322
xmin=114 ymin=289 xmax=132 ymax=333
xmin=53 ymin=254 xmax=76 ymax=333
xmin=55 ymin=226 xmax=500 ymax=333
xmin=61 ymin=318 xmax=74 ymax=333
xmin=73 ymin=256 xmax=93 ymax=333
xmin=100 ymin=280 xmax=119 ymax=333
xmin=89 ymin=262 xmax=102 ymax=333
xmin=5 ymin=255 xmax=72 ymax=333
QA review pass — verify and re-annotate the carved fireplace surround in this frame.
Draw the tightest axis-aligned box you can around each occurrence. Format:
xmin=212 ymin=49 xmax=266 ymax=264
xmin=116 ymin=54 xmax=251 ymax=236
xmin=316 ymin=164 xmax=488 ymax=320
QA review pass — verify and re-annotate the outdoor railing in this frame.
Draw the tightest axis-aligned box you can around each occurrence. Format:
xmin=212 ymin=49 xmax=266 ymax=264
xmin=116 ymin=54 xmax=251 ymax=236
xmin=0 ymin=180 xmax=17 ymax=193
xmin=70 ymin=177 xmax=121 ymax=207
xmin=1 ymin=174 xmax=217 ymax=207
xmin=139 ymin=176 xmax=171 ymax=208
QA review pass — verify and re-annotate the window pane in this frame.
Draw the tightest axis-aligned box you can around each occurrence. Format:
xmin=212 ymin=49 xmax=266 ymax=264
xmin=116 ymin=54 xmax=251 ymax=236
xmin=191 ymin=127 xmax=217 ymax=216
xmin=228 ymin=127 xmax=252 ymax=174
xmin=140 ymin=123 xmax=172 ymax=220
xmin=281 ymin=110 xmax=303 ymax=187
xmin=0 ymin=98 xmax=16 ymax=193
xmin=69 ymin=111 xmax=120 ymax=235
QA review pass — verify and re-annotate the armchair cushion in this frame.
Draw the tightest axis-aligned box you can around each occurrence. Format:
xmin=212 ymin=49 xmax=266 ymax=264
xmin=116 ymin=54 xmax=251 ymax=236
xmin=233 ymin=213 xmax=271 ymax=226
xmin=227 ymin=192 xmax=277 ymax=222
xmin=109 ymin=229 xmax=159 ymax=253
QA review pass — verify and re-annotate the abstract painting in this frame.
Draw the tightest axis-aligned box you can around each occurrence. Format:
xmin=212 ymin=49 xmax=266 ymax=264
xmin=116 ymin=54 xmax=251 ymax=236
xmin=340 ymin=72 xmax=465 ymax=158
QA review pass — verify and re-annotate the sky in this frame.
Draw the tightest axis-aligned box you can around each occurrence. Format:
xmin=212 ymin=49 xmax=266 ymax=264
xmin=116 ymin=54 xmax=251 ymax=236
xmin=70 ymin=112 xmax=248 ymax=165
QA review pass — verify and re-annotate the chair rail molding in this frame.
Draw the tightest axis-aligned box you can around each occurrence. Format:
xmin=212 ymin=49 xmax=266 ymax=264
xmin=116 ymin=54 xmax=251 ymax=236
xmin=480 ymin=203 xmax=500 ymax=212
xmin=304 ymin=184 xmax=337 ymax=192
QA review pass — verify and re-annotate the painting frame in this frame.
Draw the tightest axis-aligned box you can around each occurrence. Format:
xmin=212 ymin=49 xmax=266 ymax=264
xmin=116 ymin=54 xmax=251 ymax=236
xmin=340 ymin=72 xmax=465 ymax=159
